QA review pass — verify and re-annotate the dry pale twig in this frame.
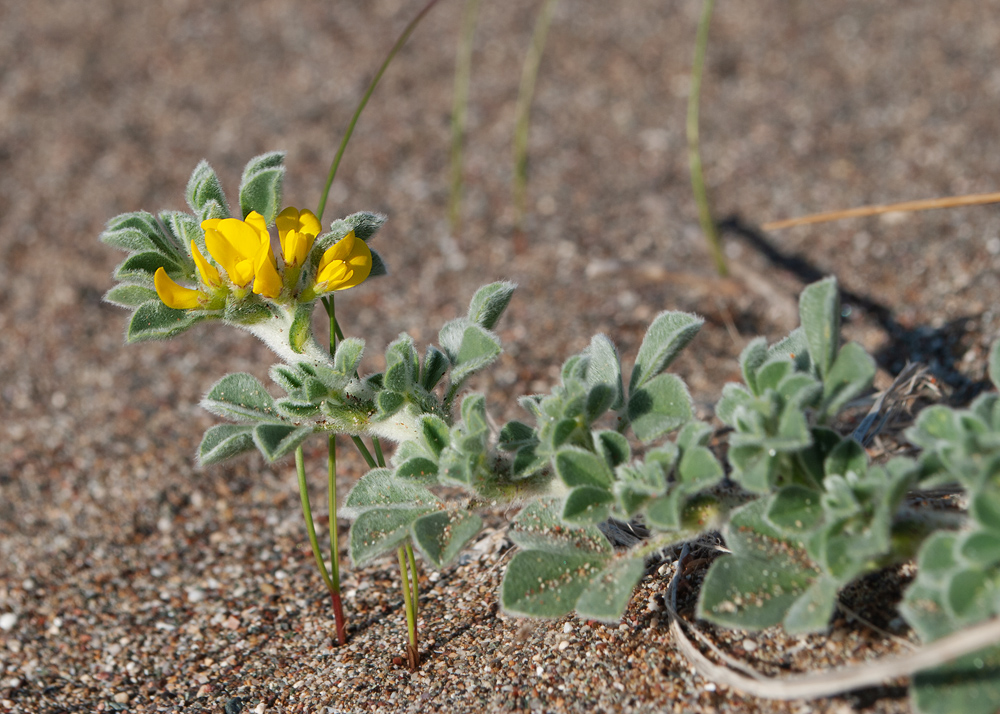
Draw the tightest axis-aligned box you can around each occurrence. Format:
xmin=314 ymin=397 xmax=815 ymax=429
xmin=763 ymin=191 xmax=1000 ymax=231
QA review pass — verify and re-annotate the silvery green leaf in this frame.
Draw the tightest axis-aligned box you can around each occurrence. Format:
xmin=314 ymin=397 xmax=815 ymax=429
xmin=467 ymin=281 xmax=516 ymax=330
xmin=715 ymin=383 xmax=752 ymax=427
xmin=500 ymin=550 xmax=607 ymax=619
xmin=824 ymin=437 xmax=867 ymax=478
xmin=127 ymin=300 xmax=209 ymax=342
xmin=584 ymin=334 xmax=624 ymax=411
xmin=395 ymin=457 xmax=439 ymax=484
xmin=350 ymin=509 xmax=432 ymax=565
xmin=594 ymin=430 xmax=630 ymax=469
xmin=104 ymin=284 xmax=158 ymax=309
xmin=343 ymin=469 xmax=440 ymax=514
xmin=628 ymin=311 xmax=703 ymax=392
xmin=252 ymin=423 xmax=312 ymax=462
xmin=420 ymin=414 xmax=451 ymax=457
xmin=783 ymin=576 xmax=839 ymax=634
xmin=697 ymin=499 xmax=819 ymax=630
xmin=912 ymin=645 xmax=1000 ymax=714
xmin=766 ymin=485 xmax=824 ymax=535
xmin=990 ymin=339 xmax=1000 ymax=392
xmin=628 ymin=373 xmax=693 ymax=442
xmin=344 ymin=211 xmax=387 ymax=241
xmin=821 ymin=341 xmax=875 ymax=419
xmin=499 ymin=420 xmax=537 ymax=451
xmin=767 ymin=328 xmax=812 ymax=373
xmin=798 ymin=277 xmax=840 ymax=379
xmin=411 ymin=510 xmax=482 ymax=568
xmin=562 ymin=485 xmax=614 ymax=525
xmin=159 ymin=210 xmax=207 ymax=261
xmin=274 ymin=399 xmax=321 ymax=419
xmin=575 ymin=556 xmax=645 ymax=623
xmin=448 ymin=324 xmax=502 ymax=384
xmin=186 ymin=160 xmax=231 ymax=221
xmin=509 ymin=499 xmax=611 ymax=555
xmin=334 ymin=338 xmax=365 ymax=376
xmin=238 ymin=151 xmax=284 ymax=223
xmin=202 ymin=373 xmax=278 ymax=422
xmin=677 ymin=446 xmax=723 ymax=489
xmin=198 ymin=424 xmax=255 ymax=465
xmin=555 ymin=447 xmax=614 ymax=489
xmin=115 ymin=251 xmax=183 ymax=283
xmin=676 ymin=420 xmax=713 ymax=452
xmin=101 ymin=211 xmax=184 ymax=259
xmin=420 ymin=345 xmax=449 ymax=390
xmin=368 ymin=248 xmax=388 ymax=277
xmin=739 ymin=337 xmax=769 ymax=396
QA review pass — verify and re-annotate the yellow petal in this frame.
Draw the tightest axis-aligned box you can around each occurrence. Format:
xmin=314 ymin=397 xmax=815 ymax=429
xmin=203 ymin=216 xmax=268 ymax=287
xmin=190 ymin=241 xmax=222 ymax=288
xmin=282 ymin=229 xmax=315 ymax=268
xmin=154 ymin=267 xmax=202 ymax=310
xmin=315 ymin=231 xmax=372 ymax=292
xmin=253 ymin=243 xmax=283 ymax=298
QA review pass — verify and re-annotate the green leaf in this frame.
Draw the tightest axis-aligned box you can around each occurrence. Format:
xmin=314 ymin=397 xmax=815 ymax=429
xmin=697 ymin=500 xmax=820 ymax=630
xmin=798 ymin=277 xmax=840 ymax=378
xmin=467 ymin=281 xmax=516 ymax=330
xmin=350 ymin=508 xmax=433 ymax=565
xmin=575 ymin=556 xmax=645 ymax=622
xmin=562 ymin=486 xmax=614 ymax=525
xmin=186 ymin=160 xmax=231 ymax=221
xmin=555 ymin=447 xmax=614 ymax=489
xmin=274 ymin=399 xmax=322 ymax=419
xmin=334 ymin=337 xmax=365 ymax=376
xmin=509 ymin=499 xmax=612 ymax=556
xmin=766 ymin=485 xmax=824 ymax=535
xmin=824 ymin=437 xmax=867 ymax=478
xmin=343 ymin=469 xmax=440 ymax=513
xmin=395 ymin=457 xmax=439 ymax=484
xmin=676 ymin=420 xmax=713 ymax=452
xmin=420 ymin=415 xmax=451 ymax=457
xmin=127 ymin=300 xmax=207 ymax=342
xmin=252 ymin=424 xmax=312 ymax=461
xmin=584 ymin=334 xmax=624 ymax=411
xmin=500 ymin=550 xmax=606 ymax=619
xmin=715 ymin=383 xmax=753 ymax=426
xmin=420 ymin=345 xmax=449 ymax=390
xmin=104 ymin=284 xmax=158 ymax=309
xmin=499 ymin=420 xmax=537 ymax=451
xmin=448 ymin=324 xmax=502 ymax=384
xmin=783 ymin=576 xmax=839 ymax=634
xmin=384 ymin=334 xmax=419 ymax=392
xmin=411 ymin=510 xmax=483 ymax=568
xmin=912 ymin=645 xmax=1000 ymax=714
xmin=739 ymin=337 xmax=769 ymax=396
xmin=101 ymin=211 xmax=184 ymax=258
xmin=629 ymin=311 xmax=703 ymax=392
xmin=821 ymin=341 xmax=876 ymax=419
xmin=239 ymin=151 xmax=285 ymax=223
xmin=990 ymin=339 xmax=1000 ymax=392
xmin=197 ymin=424 xmax=255 ymax=465
xmin=201 ymin=373 xmax=278 ymax=422
xmin=678 ymin=446 xmax=723 ymax=489
xmin=115 ymin=251 xmax=183 ymax=282
xmin=628 ymin=373 xmax=693 ymax=442
xmin=594 ymin=430 xmax=630 ymax=469
xmin=345 ymin=211 xmax=387 ymax=241
xmin=376 ymin=391 xmax=405 ymax=417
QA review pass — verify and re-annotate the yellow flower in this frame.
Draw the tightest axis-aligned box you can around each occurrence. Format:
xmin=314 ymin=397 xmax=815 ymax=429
xmin=153 ymin=241 xmax=222 ymax=310
xmin=276 ymin=207 xmax=321 ymax=268
xmin=202 ymin=211 xmax=282 ymax=299
xmin=314 ymin=231 xmax=372 ymax=293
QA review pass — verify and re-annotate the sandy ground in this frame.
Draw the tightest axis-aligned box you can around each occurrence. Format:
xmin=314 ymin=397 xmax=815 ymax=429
xmin=3 ymin=1 xmax=1000 ymax=711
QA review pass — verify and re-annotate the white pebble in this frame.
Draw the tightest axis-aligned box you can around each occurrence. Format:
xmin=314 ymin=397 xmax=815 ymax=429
xmin=255 ymin=703 xmax=267 ymax=714
xmin=742 ymin=638 xmax=757 ymax=653
xmin=0 ymin=613 xmax=16 ymax=632
xmin=562 ymin=622 xmax=573 ymax=634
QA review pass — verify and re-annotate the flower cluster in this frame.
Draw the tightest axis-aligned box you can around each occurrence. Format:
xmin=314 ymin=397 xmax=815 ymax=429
xmin=153 ymin=207 xmax=372 ymax=310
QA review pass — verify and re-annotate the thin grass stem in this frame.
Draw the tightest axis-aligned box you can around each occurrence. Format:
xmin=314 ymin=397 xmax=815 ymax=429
xmin=316 ymin=0 xmax=445 ymax=221
xmin=295 ymin=447 xmax=335 ymax=594
xmin=449 ymin=0 xmax=482 ymax=236
xmin=687 ymin=0 xmax=727 ymax=276
xmin=512 ymin=0 xmax=559 ymax=231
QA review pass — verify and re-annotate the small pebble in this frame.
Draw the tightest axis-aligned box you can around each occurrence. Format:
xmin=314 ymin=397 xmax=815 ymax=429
xmin=113 ymin=692 xmax=129 ymax=704
xmin=0 ymin=613 xmax=17 ymax=632
xmin=742 ymin=639 xmax=757 ymax=653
